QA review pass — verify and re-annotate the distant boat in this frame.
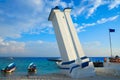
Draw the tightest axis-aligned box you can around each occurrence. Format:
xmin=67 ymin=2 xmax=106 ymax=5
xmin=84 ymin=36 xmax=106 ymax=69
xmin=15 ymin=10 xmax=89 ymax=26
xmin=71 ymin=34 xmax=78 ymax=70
xmin=48 ymin=58 xmax=62 ymax=62
xmin=1 ymin=63 xmax=16 ymax=73
xmin=28 ymin=63 xmax=36 ymax=72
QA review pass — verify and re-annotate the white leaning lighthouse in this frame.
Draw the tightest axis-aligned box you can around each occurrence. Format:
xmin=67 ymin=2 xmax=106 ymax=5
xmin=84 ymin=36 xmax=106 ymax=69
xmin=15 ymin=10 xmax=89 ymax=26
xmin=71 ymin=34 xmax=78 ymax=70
xmin=48 ymin=6 xmax=95 ymax=78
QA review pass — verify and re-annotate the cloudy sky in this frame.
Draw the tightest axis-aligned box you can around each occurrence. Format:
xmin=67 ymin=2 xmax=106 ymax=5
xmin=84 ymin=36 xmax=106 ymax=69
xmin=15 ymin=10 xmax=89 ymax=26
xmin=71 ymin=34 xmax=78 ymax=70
xmin=0 ymin=0 xmax=120 ymax=57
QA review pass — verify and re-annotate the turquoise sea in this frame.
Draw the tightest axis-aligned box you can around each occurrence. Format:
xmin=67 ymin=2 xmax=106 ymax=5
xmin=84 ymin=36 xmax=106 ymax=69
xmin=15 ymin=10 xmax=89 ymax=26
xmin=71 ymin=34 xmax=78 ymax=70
xmin=0 ymin=57 xmax=104 ymax=77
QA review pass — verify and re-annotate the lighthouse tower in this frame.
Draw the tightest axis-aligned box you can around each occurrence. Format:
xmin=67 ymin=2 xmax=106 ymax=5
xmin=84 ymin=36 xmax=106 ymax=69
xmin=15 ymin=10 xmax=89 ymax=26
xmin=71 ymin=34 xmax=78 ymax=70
xmin=48 ymin=6 xmax=95 ymax=78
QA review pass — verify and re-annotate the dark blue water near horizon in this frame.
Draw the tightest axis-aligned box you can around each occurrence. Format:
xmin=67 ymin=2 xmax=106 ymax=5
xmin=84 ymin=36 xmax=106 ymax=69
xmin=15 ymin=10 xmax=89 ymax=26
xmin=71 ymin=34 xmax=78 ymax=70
xmin=0 ymin=57 xmax=104 ymax=77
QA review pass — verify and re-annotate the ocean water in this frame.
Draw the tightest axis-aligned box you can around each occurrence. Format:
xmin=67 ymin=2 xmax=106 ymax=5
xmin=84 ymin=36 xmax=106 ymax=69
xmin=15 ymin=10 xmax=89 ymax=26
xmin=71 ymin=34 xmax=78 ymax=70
xmin=0 ymin=57 xmax=104 ymax=77
xmin=0 ymin=57 xmax=60 ymax=77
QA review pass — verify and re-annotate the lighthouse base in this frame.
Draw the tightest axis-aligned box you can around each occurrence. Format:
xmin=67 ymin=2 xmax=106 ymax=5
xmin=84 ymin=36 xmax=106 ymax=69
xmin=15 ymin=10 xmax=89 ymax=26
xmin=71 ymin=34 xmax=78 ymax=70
xmin=56 ymin=60 xmax=95 ymax=78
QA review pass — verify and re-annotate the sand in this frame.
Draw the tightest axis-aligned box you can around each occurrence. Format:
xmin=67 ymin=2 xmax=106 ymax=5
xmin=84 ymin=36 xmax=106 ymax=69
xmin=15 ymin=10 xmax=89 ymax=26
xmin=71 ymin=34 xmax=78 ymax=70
xmin=0 ymin=69 xmax=120 ymax=80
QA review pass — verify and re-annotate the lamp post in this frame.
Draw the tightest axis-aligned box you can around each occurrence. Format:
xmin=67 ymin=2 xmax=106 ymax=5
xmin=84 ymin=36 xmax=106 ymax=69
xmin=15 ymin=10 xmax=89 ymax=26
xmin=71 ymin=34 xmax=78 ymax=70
xmin=109 ymin=29 xmax=115 ymax=57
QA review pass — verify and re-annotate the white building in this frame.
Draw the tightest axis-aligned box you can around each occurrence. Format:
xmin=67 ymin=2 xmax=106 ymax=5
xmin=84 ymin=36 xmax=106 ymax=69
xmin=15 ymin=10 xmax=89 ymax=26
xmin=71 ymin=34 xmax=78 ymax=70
xmin=48 ymin=6 xmax=95 ymax=78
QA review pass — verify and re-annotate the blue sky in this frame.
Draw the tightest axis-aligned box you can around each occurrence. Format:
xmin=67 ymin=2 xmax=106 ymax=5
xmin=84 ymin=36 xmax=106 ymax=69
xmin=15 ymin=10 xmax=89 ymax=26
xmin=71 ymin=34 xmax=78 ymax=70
xmin=0 ymin=0 xmax=120 ymax=57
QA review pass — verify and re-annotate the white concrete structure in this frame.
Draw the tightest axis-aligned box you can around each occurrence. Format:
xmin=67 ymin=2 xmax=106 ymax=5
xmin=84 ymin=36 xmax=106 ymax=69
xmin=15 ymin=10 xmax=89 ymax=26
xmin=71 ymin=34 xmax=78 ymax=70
xmin=48 ymin=6 xmax=95 ymax=78
xmin=48 ymin=7 xmax=77 ymax=62
xmin=64 ymin=8 xmax=85 ymax=59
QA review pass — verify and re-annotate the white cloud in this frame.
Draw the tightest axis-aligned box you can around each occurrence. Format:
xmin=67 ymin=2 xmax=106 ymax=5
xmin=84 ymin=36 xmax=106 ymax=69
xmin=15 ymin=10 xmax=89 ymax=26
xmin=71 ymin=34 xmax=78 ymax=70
xmin=74 ymin=23 xmax=79 ymax=29
xmin=108 ymin=0 xmax=120 ymax=9
xmin=59 ymin=2 xmax=67 ymax=8
xmin=44 ymin=0 xmax=68 ymax=8
xmin=68 ymin=0 xmax=74 ymax=7
xmin=97 ymin=15 xmax=119 ymax=24
xmin=82 ymin=23 xmax=96 ymax=27
xmin=0 ymin=37 xmax=25 ymax=53
xmin=76 ymin=22 xmax=96 ymax=32
xmin=20 ymin=0 xmax=45 ymax=13
xmin=0 ymin=37 xmax=60 ymax=57
xmin=0 ymin=0 xmax=119 ymax=38
xmin=76 ymin=15 xmax=119 ymax=32
xmin=74 ymin=23 xmax=85 ymax=32
xmin=77 ymin=28 xmax=86 ymax=32
xmin=0 ymin=25 xmax=22 ymax=38
xmin=87 ymin=0 xmax=102 ymax=18
xmin=0 ymin=0 xmax=74 ymax=38
xmin=0 ymin=0 xmax=72 ymax=57
xmin=72 ymin=7 xmax=85 ymax=18
xmin=72 ymin=0 xmax=103 ymax=18
xmin=72 ymin=0 xmax=120 ymax=19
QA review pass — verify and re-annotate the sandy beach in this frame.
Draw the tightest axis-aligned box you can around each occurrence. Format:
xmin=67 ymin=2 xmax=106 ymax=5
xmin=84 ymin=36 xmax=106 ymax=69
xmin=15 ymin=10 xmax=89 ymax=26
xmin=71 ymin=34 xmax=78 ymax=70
xmin=0 ymin=69 xmax=120 ymax=80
